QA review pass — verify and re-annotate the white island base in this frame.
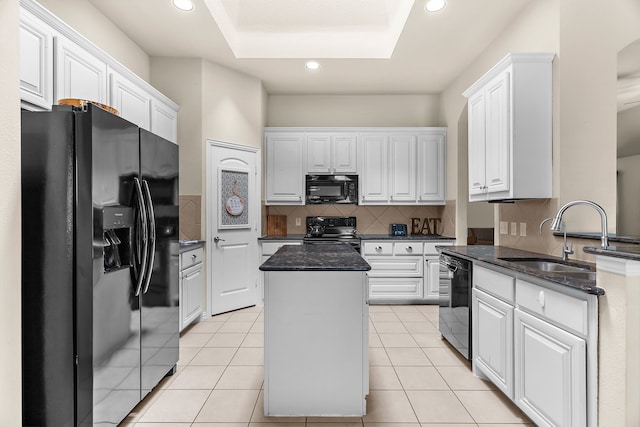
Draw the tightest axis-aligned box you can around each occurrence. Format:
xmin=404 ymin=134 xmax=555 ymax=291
xmin=263 ymin=270 xmax=369 ymax=417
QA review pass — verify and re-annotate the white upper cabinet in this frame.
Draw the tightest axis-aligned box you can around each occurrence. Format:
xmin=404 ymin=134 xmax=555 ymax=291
xmin=307 ymin=133 xmax=357 ymax=174
xmin=360 ymin=133 xmax=389 ymax=203
xmin=19 ymin=7 xmax=53 ymax=110
xmin=464 ymin=52 xmax=555 ymax=202
xmin=264 ymin=132 xmax=305 ymax=205
xmin=55 ymin=36 xmax=108 ymax=104
xmin=19 ymin=0 xmax=179 ymax=143
xmin=360 ymin=128 xmax=446 ymax=205
xmin=418 ymin=132 xmax=446 ymax=203
xmin=109 ymin=69 xmax=152 ymax=130
xmin=389 ymin=135 xmax=416 ymax=203
xmin=151 ymin=97 xmax=179 ymax=143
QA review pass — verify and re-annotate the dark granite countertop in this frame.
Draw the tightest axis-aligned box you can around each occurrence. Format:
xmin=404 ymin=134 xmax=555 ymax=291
xmin=259 ymin=244 xmax=371 ymax=271
xmin=359 ymin=234 xmax=456 ymax=241
xmin=438 ymin=245 xmax=604 ymax=296
xmin=584 ymin=244 xmax=640 ymax=262
xmin=258 ymin=234 xmax=306 ymax=241
xmin=558 ymin=231 xmax=640 ymax=245
xmin=179 ymin=240 xmax=205 ymax=252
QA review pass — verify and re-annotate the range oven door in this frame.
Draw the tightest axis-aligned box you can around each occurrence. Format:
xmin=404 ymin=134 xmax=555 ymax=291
xmin=438 ymin=253 xmax=472 ymax=360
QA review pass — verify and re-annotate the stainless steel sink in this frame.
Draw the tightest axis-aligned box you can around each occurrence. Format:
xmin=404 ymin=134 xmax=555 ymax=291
xmin=498 ymin=257 xmax=594 ymax=274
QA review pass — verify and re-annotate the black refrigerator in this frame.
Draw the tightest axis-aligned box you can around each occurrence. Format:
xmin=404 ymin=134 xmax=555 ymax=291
xmin=21 ymin=104 xmax=179 ymax=427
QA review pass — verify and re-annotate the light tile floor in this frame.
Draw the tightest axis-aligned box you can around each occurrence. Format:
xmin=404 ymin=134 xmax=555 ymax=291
xmin=120 ymin=304 xmax=533 ymax=427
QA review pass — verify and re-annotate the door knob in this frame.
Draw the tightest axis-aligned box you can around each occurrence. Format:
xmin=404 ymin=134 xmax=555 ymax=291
xmin=214 ymin=236 xmax=225 ymax=243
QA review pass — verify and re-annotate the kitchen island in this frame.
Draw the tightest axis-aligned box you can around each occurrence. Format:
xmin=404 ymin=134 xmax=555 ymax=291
xmin=259 ymin=244 xmax=371 ymax=417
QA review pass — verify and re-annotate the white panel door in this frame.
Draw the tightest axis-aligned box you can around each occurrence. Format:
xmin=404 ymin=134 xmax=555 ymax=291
xmin=417 ymin=133 xmax=446 ymax=204
xmin=207 ymin=141 xmax=260 ymax=315
xmin=472 ymin=288 xmax=514 ymax=399
xmin=55 ymin=36 xmax=107 ymax=103
xmin=19 ymin=8 xmax=53 ymax=110
xmin=151 ymin=98 xmax=178 ymax=143
xmin=360 ymin=134 xmax=389 ymax=203
xmin=484 ymin=70 xmax=511 ymax=195
xmin=110 ymin=70 xmax=152 ymax=130
xmin=468 ymin=91 xmax=486 ymax=198
xmin=332 ymin=133 xmax=358 ymax=173
xmin=390 ymin=135 xmax=416 ymax=202
xmin=514 ymin=309 xmax=586 ymax=427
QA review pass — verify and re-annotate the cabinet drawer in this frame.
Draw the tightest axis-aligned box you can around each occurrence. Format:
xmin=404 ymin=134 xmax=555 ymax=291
xmin=394 ymin=242 xmax=423 ymax=255
xmin=363 ymin=242 xmax=393 ymax=256
xmin=367 ymin=257 xmax=423 ymax=277
xmin=261 ymin=241 xmax=301 ymax=256
xmin=516 ymin=279 xmax=588 ymax=336
xmin=424 ymin=241 xmax=452 ymax=255
xmin=181 ymin=247 xmax=203 ymax=269
xmin=368 ymin=277 xmax=423 ymax=300
xmin=473 ymin=265 xmax=515 ymax=303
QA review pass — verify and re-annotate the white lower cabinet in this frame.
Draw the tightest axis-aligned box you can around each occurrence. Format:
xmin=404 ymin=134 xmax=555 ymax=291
xmin=471 ymin=263 xmax=596 ymax=427
xmin=514 ymin=305 xmax=586 ymax=427
xmin=363 ymin=240 xmax=452 ymax=303
xmin=472 ymin=288 xmax=514 ymax=398
xmin=179 ymin=247 xmax=204 ymax=332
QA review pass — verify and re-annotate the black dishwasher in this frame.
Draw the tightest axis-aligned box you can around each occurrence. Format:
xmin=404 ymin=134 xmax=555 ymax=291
xmin=439 ymin=253 xmax=472 ymax=360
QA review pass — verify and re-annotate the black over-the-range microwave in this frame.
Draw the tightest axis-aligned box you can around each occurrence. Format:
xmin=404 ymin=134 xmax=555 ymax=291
xmin=305 ymin=174 xmax=358 ymax=205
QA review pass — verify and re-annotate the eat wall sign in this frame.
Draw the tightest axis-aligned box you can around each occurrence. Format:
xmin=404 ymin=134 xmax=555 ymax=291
xmin=411 ymin=217 xmax=442 ymax=235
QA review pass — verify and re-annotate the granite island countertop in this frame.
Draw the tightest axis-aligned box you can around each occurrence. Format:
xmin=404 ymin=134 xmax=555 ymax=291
xmin=438 ymin=245 xmax=604 ymax=296
xmin=584 ymin=244 xmax=640 ymax=262
xmin=259 ymin=244 xmax=371 ymax=271
xmin=258 ymin=234 xmax=455 ymax=241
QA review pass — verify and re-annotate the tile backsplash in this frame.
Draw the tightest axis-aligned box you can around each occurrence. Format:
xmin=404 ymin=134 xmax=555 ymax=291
xmin=264 ymin=204 xmax=453 ymax=236
xmin=179 ymin=195 xmax=201 ymax=240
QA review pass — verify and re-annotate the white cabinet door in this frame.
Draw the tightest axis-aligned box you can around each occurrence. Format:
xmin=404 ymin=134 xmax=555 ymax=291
xmin=307 ymin=134 xmax=332 ymax=173
xmin=109 ymin=70 xmax=151 ymax=130
xmin=472 ymin=288 xmax=514 ymax=399
xmin=514 ymin=309 xmax=586 ymax=427
xmin=484 ymin=70 xmax=511 ymax=195
xmin=417 ymin=133 xmax=446 ymax=204
xmin=389 ymin=135 xmax=417 ymax=203
xmin=332 ymin=133 xmax=358 ymax=173
xmin=265 ymin=133 xmax=305 ymax=205
xmin=307 ymin=133 xmax=357 ymax=174
xmin=19 ymin=8 xmax=54 ymax=110
xmin=424 ymin=257 xmax=441 ymax=300
xmin=151 ymin=98 xmax=178 ymax=143
xmin=181 ymin=264 xmax=203 ymax=331
xmin=360 ymin=134 xmax=389 ymax=203
xmin=468 ymin=91 xmax=486 ymax=197
xmin=55 ymin=36 xmax=107 ymax=104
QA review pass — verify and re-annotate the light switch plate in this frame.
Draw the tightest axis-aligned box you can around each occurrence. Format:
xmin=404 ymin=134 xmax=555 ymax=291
xmin=500 ymin=221 xmax=508 ymax=235
xmin=520 ymin=222 xmax=527 ymax=236
xmin=511 ymin=222 xmax=517 ymax=236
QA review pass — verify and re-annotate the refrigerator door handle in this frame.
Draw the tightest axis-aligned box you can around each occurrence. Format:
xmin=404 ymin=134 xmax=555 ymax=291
xmin=142 ymin=179 xmax=157 ymax=294
xmin=134 ymin=177 xmax=149 ymax=297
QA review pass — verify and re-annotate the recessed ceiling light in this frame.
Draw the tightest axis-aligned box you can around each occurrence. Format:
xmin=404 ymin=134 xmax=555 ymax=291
xmin=425 ymin=0 xmax=447 ymax=12
xmin=305 ymin=61 xmax=320 ymax=71
xmin=172 ymin=0 xmax=194 ymax=12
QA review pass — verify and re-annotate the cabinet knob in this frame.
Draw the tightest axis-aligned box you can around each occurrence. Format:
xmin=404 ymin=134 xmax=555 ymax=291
xmin=407 ymin=246 xmax=413 ymax=251
xmin=375 ymin=246 xmax=382 ymax=251
xmin=537 ymin=290 xmax=545 ymax=308
xmin=191 ymin=254 xmax=197 ymax=260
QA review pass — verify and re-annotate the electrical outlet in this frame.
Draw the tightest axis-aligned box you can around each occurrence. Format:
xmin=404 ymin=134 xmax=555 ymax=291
xmin=295 ymin=218 xmax=301 ymax=226
xmin=511 ymin=222 xmax=517 ymax=236
xmin=499 ymin=221 xmax=508 ymax=234
xmin=520 ymin=222 xmax=527 ymax=236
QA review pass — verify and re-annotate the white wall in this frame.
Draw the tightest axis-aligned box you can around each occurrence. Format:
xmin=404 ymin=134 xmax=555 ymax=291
xmin=617 ymin=154 xmax=640 ymax=235
xmin=0 ymin=0 xmax=22 ymax=424
xmin=267 ymin=94 xmax=442 ymax=127
xmin=37 ymin=0 xmax=150 ymax=80
xmin=151 ymin=57 xmax=203 ymax=195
